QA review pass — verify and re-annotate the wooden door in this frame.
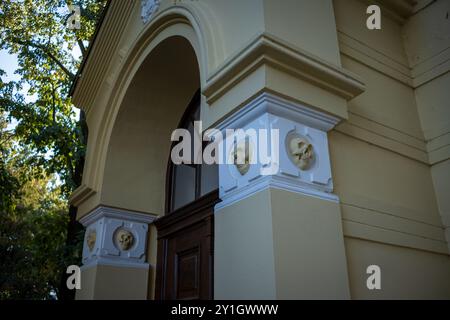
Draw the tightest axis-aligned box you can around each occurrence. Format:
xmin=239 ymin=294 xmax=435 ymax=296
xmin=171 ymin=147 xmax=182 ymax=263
xmin=154 ymin=191 xmax=218 ymax=300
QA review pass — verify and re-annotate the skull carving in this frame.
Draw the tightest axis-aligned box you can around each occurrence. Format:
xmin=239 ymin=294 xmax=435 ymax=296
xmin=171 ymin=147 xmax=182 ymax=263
xmin=116 ymin=229 xmax=134 ymax=251
xmin=86 ymin=229 xmax=96 ymax=252
xmin=231 ymin=138 xmax=252 ymax=176
xmin=288 ymin=136 xmax=314 ymax=170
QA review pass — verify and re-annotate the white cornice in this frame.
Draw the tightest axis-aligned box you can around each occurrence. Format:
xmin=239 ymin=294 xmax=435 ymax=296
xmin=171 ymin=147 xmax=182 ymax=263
xmin=79 ymin=205 xmax=157 ymax=227
xmin=216 ymin=175 xmax=339 ymax=211
xmin=81 ymin=258 xmax=150 ymax=271
xmin=215 ymin=92 xmax=341 ymax=133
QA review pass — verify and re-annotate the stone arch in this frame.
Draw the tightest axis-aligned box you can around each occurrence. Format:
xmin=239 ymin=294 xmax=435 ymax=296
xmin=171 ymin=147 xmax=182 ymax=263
xmin=78 ymin=9 xmax=217 ymax=216
xmin=100 ymin=34 xmax=200 ymax=215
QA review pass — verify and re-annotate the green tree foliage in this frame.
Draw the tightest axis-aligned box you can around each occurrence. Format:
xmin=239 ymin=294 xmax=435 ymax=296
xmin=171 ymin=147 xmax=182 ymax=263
xmin=0 ymin=112 xmax=19 ymax=212
xmin=0 ymin=113 xmax=69 ymax=299
xmin=0 ymin=160 xmax=69 ymax=299
xmin=0 ymin=0 xmax=106 ymax=195
xmin=0 ymin=0 xmax=107 ymax=299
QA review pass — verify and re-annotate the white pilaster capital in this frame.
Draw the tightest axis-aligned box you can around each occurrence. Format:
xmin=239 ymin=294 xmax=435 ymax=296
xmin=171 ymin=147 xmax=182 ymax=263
xmin=216 ymin=93 xmax=341 ymax=210
xmin=80 ymin=206 xmax=157 ymax=269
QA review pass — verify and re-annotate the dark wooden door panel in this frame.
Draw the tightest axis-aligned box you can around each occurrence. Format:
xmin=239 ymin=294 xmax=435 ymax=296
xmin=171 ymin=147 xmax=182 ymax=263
xmin=154 ymin=191 xmax=218 ymax=300
xmin=169 ymin=223 xmax=204 ymax=300
xmin=176 ymin=246 xmax=200 ymax=299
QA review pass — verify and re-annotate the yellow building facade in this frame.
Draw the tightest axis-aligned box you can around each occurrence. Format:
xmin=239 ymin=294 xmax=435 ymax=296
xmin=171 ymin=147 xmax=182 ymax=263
xmin=70 ymin=0 xmax=450 ymax=299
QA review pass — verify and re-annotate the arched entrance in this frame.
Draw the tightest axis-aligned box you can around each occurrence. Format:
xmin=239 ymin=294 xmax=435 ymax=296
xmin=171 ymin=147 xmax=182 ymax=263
xmin=102 ymin=35 xmax=201 ymax=215
xmin=154 ymin=90 xmax=219 ymax=300
xmin=99 ymin=34 xmax=217 ymax=298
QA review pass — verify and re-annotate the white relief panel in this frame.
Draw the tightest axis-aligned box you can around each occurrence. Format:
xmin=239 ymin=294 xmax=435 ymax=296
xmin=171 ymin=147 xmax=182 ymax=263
xmin=216 ymin=93 xmax=340 ymax=209
xmin=80 ymin=206 xmax=156 ymax=269
xmin=275 ymin=115 xmax=333 ymax=189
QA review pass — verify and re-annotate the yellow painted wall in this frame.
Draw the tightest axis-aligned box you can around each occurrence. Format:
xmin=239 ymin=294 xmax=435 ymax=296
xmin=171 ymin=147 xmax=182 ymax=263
xmin=76 ymin=265 xmax=149 ymax=300
xmin=263 ymin=0 xmax=341 ymax=65
xmin=345 ymin=237 xmax=450 ymax=299
xmin=215 ymin=189 xmax=277 ymax=299
xmin=332 ymin=0 xmax=450 ymax=298
xmin=215 ymin=188 xmax=350 ymax=299
xmin=270 ymin=189 xmax=350 ymax=299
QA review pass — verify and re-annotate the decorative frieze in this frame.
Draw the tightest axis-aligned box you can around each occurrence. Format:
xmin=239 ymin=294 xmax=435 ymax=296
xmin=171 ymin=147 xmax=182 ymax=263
xmin=80 ymin=206 xmax=157 ymax=269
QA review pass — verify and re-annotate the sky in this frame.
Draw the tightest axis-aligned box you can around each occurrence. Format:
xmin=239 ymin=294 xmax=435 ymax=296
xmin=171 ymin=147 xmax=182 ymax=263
xmin=0 ymin=49 xmax=21 ymax=130
xmin=0 ymin=49 xmax=20 ymax=82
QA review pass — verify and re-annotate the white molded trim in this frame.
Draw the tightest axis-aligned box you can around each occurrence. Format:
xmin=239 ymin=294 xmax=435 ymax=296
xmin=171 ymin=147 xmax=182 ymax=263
xmin=216 ymin=175 xmax=339 ymax=211
xmin=216 ymin=92 xmax=341 ymax=132
xmin=81 ymin=258 xmax=151 ymax=271
xmin=80 ymin=206 xmax=157 ymax=227
xmin=80 ymin=206 xmax=156 ymax=269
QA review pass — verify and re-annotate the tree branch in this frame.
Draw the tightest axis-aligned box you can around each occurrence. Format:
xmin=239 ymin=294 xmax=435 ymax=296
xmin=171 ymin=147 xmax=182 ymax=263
xmin=9 ymin=38 xmax=75 ymax=81
xmin=77 ymin=40 xmax=86 ymax=59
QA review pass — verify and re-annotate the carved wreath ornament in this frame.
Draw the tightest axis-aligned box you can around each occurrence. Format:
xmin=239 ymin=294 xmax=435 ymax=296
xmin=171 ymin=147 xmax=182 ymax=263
xmin=141 ymin=0 xmax=161 ymax=24
xmin=287 ymin=135 xmax=314 ymax=170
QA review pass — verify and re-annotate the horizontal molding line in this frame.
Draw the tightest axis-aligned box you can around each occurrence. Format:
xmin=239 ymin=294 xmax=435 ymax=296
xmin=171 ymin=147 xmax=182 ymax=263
xmin=339 ymin=41 xmax=411 ymax=78
xmin=338 ymin=30 xmax=411 ymax=71
xmin=81 ymin=258 xmax=151 ymax=271
xmin=412 ymin=55 xmax=450 ymax=79
xmin=341 ymin=201 xmax=445 ymax=229
xmin=426 ymin=130 xmax=450 ymax=144
xmin=349 ymin=111 xmax=426 ymax=144
xmin=343 ymin=121 xmax=426 ymax=153
xmin=80 ymin=205 xmax=158 ymax=227
xmin=343 ymin=234 xmax=449 ymax=257
xmin=334 ymin=125 xmax=429 ymax=165
xmin=216 ymin=177 xmax=339 ymax=211
xmin=347 ymin=121 xmax=427 ymax=154
xmin=340 ymin=50 xmax=413 ymax=88
xmin=338 ymin=31 xmax=450 ymax=89
xmin=428 ymin=142 xmax=450 ymax=153
xmin=410 ymin=45 xmax=450 ymax=72
xmin=343 ymin=221 xmax=450 ymax=256
xmin=343 ymin=218 xmax=446 ymax=244
xmin=413 ymin=59 xmax=450 ymax=88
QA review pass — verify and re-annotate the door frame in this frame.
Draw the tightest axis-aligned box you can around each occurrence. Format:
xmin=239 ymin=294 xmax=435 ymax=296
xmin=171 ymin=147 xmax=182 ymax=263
xmin=154 ymin=89 xmax=219 ymax=300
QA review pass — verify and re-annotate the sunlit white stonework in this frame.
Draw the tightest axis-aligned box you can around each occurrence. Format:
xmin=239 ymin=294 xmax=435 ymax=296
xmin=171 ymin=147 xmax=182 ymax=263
xmin=216 ymin=93 xmax=340 ymax=209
